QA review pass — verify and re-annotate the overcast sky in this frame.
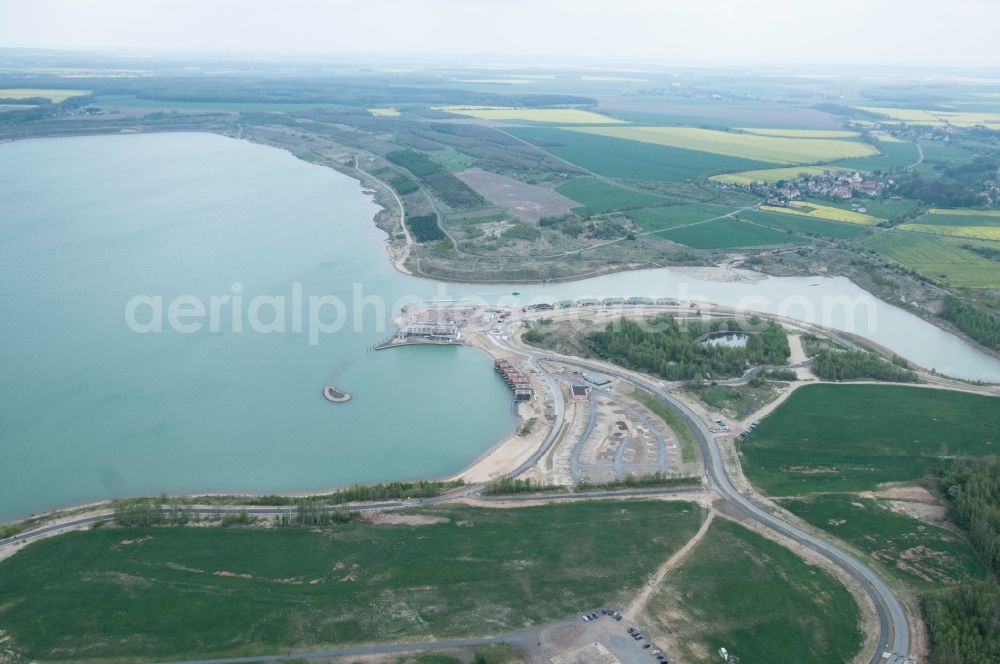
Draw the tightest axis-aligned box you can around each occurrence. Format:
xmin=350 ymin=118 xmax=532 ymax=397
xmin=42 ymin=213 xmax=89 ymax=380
xmin=1 ymin=0 xmax=998 ymax=67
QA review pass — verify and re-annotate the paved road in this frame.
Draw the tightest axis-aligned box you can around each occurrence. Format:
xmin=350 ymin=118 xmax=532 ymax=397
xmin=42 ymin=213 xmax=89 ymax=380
xmin=154 ymin=628 xmax=545 ymax=664
xmin=483 ymin=333 xmax=566 ymax=479
xmin=532 ymin=352 xmax=912 ymax=664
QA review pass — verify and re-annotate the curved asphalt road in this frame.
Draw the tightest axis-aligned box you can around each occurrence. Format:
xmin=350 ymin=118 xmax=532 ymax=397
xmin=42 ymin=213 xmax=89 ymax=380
xmin=534 ymin=352 xmax=912 ymax=664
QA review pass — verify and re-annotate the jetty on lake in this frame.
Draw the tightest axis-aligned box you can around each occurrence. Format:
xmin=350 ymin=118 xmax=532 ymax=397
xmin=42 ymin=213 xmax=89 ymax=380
xmin=374 ymin=322 xmax=460 ymax=350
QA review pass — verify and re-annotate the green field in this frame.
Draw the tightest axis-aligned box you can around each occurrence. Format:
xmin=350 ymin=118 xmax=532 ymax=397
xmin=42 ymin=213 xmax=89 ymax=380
xmin=428 ymin=146 xmax=477 ymax=172
xmin=564 ymin=126 xmax=878 ymax=164
xmin=918 ymin=141 xmax=977 ymax=163
xmin=740 ymin=384 xmax=1000 ymax=495
xmin=863 ymin=231 xmax=1000 ymax=288
xmin=555 ymin=177 xmax=668 ymax=214
xmin=508 ymin=127 xmax=776 ymax=181
xmin=627 ymin=202 xmax=739 ymax=232
xmin=645 ymin=518 xmax=862 ymax=664
xmin=437 ymin=106 xmax=623 ymax=124
xmin=659 ymin=218 xmax=799 ymax=249
xmin=0 ymin=501 xmax=705 ymax=661
xmin=913 ymin=209 xmax=1000 ymax=225
xmin=740 ymin=209 xmax=868 ymax=239
xmin=779 ymin=494 xmax=988 ymax=589
xmin=828 ymin=138 xmax=919 ymax=171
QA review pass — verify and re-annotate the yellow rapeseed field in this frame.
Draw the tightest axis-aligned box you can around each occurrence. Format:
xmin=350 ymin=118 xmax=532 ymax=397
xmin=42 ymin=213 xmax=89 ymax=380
xmin=563 ymin=126 xmax=878 ymax=164
xmin=759 ymin=202 xmax=884 ymax=226
xmin=898 ymin=224 xmax=1000 ymax=241
xmin=0 ymin=88 xmax=89 ymax=102
xmin=436 ymin=106 xmax=623 ymax=124
xmin=872 ymin=133 xmax=905 ymax=143
xmin=928 ymin=208 xmax=1000 ymax=217
xmin=859 ymin=107 xmax=1000 ymax=128
xmin=711 ymin=166 xmax=853 ymax=185
xmin=738 ymin=128 xmax=861 ymax=139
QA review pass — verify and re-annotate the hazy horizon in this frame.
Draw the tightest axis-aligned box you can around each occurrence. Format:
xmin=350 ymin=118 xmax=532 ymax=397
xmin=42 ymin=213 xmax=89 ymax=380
xmin=1 ymin=0 xmax=999 ymax=68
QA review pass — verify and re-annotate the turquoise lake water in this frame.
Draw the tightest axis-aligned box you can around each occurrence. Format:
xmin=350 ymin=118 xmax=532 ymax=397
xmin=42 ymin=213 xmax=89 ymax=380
xmin=0 ymin=133 xmax=520 ymax=520
xmin=2 ymin=132 xmax=998 ymax=520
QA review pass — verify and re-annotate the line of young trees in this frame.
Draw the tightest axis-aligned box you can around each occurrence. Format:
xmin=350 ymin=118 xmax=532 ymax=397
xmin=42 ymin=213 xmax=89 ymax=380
xmin=587 ymin=316 xmax=790 ymax=381
xmin=923 ymin=458 xmax=1000 ymax=664
xmin=481 ymin=477 xmax=565 ymax=496
xmin=275 ymin=499 xmax=353 ymax=527
xmin=113 ymin=498 xmax=199 ymax=526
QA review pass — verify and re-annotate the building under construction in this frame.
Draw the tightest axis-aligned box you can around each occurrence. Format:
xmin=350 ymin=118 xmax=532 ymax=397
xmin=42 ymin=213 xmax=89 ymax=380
xmin=494 ymin=358 xmax=533 ymax=402
xmin=396 ymin=322 xmax=459 ymax=342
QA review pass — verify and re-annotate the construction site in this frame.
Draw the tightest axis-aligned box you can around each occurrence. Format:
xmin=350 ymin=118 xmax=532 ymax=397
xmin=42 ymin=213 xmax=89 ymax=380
xmin=494 ymin=358 xmax=534 ymax=402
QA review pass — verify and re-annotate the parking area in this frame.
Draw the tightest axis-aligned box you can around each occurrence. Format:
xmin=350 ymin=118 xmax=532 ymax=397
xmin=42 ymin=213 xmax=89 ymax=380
xmin=539 ymin=607 xmax=674 ymax=664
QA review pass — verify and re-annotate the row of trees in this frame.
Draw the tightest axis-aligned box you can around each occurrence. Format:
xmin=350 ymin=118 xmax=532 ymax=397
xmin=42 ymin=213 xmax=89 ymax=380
xmin=587 ymin=316 xmax=790 ymax=381
xmin=575 ymin=472 xmax=700 ymax=492
xmin=247 ymin=480 xmax=464 ymax=505
xmin=811 ymin=350 xmax=918 ymax=382
xmin=481 ymin=477 xmax=564 ymax=496
xmin=385 ymin=149 xmax=484 ymax=208
xmin=939 ymin=460 xmax=1000 ymax=575
xmin=276 ymin=500 xmax=353 ymax=527
xmin=113 ymin=498 xmax=198 ymax=527
xmin=940 ymin=297 xmax=1000 ymax=351
xmin=923 ymin=459 xmax=1000 ymax=664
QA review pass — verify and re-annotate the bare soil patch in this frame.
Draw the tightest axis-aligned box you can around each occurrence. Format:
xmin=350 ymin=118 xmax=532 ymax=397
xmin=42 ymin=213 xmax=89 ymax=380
xmin=366 ymin=513 xmax=451 ymax=526
xmin=866 ymin=485 xmax=950 ymax=525
xmin=456 ymin=168 xmax=579 ymax=222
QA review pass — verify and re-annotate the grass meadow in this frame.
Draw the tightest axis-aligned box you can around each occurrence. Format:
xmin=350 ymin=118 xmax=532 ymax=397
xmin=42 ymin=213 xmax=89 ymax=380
xmin=556 ymin=177 xmax=669 ymax=214
xmin=0 ymin=501 xmax=704 ymax=661
xmin=644 ymin=518 xmax=862 ymax=664
xmin=659 ymin=218 xmax=799 ymax=249
xmin=739 ymin=209 xmax=868 ymax=239
xmin=779 ymin=494 xmax=988 ymax=589
xmin=627 ymin=202 xmax=739 ymax=232
xmin=739 ymin=384 xmax=1000 ymax=495
xmin=829 ymin=137 xmax=920 ymax=171
xmin=508 ymin=127 xmax=776 ymax=181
